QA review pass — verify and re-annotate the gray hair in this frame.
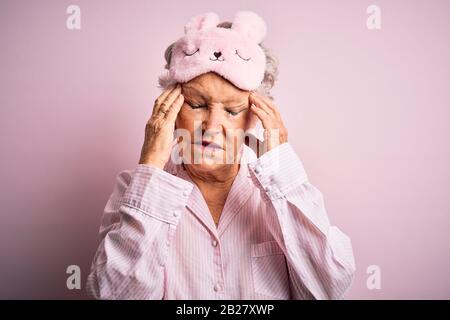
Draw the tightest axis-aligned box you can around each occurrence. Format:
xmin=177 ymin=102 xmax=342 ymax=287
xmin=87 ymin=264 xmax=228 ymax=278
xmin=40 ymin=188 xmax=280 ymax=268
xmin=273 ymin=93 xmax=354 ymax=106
xmin=158 ymin=21 xmax=279 ymax=99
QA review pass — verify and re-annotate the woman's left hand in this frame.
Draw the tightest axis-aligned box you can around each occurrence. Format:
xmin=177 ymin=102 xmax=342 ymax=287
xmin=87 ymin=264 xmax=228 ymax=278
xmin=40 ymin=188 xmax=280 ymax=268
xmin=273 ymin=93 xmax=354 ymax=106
xmin=248 ymin=91 xmax=288 ymax=156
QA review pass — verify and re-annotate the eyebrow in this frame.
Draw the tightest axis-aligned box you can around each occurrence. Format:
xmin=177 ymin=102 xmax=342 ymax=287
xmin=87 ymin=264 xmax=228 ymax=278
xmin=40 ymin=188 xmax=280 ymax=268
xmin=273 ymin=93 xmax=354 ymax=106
xmin=227 ymin=103 xmax=248 ymax=111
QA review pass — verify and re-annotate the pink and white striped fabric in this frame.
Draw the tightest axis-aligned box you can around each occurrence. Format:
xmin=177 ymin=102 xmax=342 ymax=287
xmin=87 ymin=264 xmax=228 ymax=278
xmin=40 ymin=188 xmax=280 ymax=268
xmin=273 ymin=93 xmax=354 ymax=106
xmin=86 ymin=143 xmax=355 ymax=299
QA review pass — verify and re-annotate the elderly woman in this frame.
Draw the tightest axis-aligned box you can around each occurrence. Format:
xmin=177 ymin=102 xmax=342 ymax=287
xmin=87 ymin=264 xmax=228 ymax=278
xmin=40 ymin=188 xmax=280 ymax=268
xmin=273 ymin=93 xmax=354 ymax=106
xmin=87 ymin=11 xmax=355 ymax=300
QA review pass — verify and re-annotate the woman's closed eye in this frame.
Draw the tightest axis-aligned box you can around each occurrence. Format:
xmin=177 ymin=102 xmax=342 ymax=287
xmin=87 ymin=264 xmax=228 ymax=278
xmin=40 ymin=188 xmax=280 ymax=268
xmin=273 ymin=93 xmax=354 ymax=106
xmin=187 ymin=102 xmax=246 ymax=116
xmin=226 ymin=109 xmax=243 ymax=116
xmin=226 ymin=105 xmax=248 ymax=116
xmin=188 ymin=102 xmax=207 ymax=110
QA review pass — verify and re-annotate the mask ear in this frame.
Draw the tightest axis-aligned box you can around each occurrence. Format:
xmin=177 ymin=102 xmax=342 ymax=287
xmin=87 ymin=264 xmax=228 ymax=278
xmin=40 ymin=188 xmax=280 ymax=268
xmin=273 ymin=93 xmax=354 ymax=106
xmin=184 ymin=12 xmax=220 ymax=34
xmin=231 ymin=11 xmax=267 ymax=43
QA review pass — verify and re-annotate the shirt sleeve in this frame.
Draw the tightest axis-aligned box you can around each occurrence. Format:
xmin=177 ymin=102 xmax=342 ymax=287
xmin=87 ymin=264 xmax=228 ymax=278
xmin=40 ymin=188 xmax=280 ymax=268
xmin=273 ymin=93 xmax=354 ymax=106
xmin=247 ymin=143 xmax=356 ymax=300
xmin=86 ymin=164 xmax=193 ymax=299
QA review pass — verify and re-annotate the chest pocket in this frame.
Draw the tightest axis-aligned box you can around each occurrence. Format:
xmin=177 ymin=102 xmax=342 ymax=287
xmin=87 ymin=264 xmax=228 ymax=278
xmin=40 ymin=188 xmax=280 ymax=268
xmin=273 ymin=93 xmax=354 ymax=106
xmin=251 ymin=240 xmax=290 ymax=299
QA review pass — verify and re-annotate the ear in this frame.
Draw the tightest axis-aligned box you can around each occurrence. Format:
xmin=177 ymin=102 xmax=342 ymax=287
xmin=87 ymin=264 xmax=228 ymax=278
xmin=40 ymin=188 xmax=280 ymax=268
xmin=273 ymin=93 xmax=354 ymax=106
xmin=231 ymin=11 xmax=267 ymax=43
xmin=184 ymin=12 xmax=220 ymax=34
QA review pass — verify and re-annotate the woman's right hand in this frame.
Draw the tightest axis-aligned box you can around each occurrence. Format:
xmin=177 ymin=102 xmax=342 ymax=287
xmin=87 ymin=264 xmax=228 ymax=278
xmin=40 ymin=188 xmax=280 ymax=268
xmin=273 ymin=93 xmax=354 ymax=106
xmin=139 ymin=84 xmax=184 ymax=169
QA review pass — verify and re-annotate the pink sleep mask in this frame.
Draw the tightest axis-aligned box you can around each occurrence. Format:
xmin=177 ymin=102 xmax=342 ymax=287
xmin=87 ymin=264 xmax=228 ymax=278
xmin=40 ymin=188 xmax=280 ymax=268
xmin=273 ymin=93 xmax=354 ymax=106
xmin=159 ymin=11 xmax=267 ymax=91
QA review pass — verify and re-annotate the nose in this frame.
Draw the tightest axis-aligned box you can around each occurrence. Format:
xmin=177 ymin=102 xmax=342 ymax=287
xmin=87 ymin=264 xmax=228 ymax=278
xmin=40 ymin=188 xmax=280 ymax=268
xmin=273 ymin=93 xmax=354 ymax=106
xmin=202 ymin=109 xmax=223 ymax=133
xmin=213 ymin=51 xmax=222 ymax=58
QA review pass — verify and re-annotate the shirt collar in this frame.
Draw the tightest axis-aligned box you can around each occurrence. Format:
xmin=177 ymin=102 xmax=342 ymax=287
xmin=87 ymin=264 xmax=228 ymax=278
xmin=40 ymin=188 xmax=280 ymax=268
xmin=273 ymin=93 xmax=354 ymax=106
xmin=164 ymin=143 xmax=256 ymax=235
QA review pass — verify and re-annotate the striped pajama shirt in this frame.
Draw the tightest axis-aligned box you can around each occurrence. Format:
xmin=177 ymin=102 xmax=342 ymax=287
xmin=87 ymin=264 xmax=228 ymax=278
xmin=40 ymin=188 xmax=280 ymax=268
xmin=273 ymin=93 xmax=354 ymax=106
xmin=86 ymin=143 xmax=355 ymax=299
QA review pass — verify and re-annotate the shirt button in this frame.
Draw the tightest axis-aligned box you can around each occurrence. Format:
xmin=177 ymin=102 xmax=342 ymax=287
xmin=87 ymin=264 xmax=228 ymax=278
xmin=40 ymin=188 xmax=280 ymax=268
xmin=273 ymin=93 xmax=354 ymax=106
xmin=212 ymin=240 xmax=218 ymax=247
xmin=173 ymin=210 xmax=181 ymax=217
xmin=213 ymin=284 xmax=221 ymax=292
xmin=254 ymin=165 xmax=262 ymax=174
xmin=183 ymin=189 xmax=190 ymax=196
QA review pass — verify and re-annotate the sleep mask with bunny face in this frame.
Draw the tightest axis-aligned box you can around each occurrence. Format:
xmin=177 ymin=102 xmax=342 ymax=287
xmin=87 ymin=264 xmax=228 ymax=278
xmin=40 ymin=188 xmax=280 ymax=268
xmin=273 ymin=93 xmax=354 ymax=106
xmin=159 ymin=11 xmax=267 ymax=91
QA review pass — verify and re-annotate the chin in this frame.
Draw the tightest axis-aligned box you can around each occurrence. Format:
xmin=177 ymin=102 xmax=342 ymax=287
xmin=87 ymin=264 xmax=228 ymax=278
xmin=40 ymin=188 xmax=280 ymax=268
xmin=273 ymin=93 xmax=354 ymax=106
xmin=188 ymin=162 xmax=230 ymax=172
xmin=184 ymin=147 xmax=238 ymax=169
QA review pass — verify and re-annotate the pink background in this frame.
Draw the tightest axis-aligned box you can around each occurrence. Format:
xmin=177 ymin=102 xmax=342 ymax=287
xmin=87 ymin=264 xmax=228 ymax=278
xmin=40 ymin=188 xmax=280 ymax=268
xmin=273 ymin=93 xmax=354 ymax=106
xmin=1 ymin=0 xmax=449 ymax=299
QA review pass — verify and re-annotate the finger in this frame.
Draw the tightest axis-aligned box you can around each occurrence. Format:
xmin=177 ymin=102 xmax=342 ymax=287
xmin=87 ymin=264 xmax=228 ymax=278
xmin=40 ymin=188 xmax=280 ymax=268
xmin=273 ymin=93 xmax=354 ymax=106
xmin=249 ymin=94 xmax=276 ymax=118
xmin=250 ymin=103 xmax=272 ymax=129
xmin=153 ymin=84 xmax=180 ymax=116
xmin=252 ymin=97 xmax=275 ymax=119
xmin=152 ymin=85 xmax=177 ymax=114
xmin=250 ymin=92 xmax=280 ymax=119
xmin=165 ymin=94 xmax=184 ymax=123
xmin=250 ymin=91 xmax=275 ymax=108
xmin=152 ymin=85 xmax=177 ymax=116
xmin=157 ymin=85 xmax=181 ymax=118
xmin=249 ymin=93 xmax=278 ymax=117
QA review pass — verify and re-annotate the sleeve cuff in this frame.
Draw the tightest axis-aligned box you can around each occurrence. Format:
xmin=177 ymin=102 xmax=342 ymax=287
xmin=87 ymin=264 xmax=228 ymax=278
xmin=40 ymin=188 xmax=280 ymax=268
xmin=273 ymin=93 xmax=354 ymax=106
xmin=121 ymin=164 xmax=194 ymax=225
xmin=248 ymin=143 xmax=308 ymax=201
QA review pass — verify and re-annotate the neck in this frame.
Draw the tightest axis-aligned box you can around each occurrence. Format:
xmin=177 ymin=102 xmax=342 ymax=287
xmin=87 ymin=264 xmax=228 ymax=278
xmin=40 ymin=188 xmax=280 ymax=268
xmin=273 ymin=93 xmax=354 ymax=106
xmin=184 ymin=163 xmax=239 ymax=193
xmin=184 ymin=163 xmax=240 ymax=225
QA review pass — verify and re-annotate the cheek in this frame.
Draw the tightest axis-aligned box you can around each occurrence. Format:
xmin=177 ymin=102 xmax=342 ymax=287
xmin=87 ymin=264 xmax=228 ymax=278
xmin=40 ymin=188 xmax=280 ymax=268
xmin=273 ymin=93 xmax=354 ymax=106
xmin=222 ymin=114 xmax=248 ymax=149
xmin=244 ymin=111 xmax=258 ymax=130
xmin=176 ymin=105 xmax=201 ymax=131
xmin=228 ymin=112 xmax=249 ymax=131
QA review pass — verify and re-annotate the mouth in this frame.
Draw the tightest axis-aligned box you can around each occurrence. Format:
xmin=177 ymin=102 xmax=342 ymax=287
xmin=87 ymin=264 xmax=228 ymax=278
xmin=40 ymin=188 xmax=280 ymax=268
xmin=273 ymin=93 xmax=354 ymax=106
xmin=194 ymin=140 xmax=224 ymax=150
